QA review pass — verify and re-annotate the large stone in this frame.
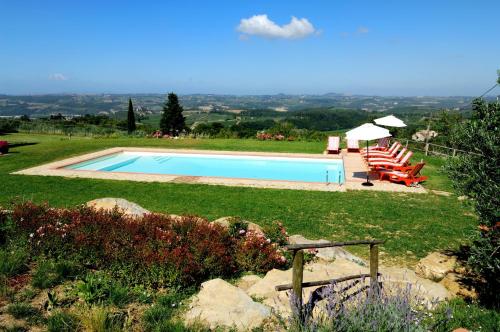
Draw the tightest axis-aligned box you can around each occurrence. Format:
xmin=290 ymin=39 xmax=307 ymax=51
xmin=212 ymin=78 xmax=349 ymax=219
xmin=211 ymin=217 xmax=265 ymax=236
xmin=415 ymin=252 xmax=457 ymax=281
xmin=236 ymin=275 xmax=262 ymax=292
xmin=288 ymin=234 xmax=365 ymax=264
xmin=185 ymin=278 xmax=271 ymax=330
xmin=247 ymin=259 xmax=368 ymax=315
xmin=86 ymin=198 xmax=150 ymax=217
xmin=439 ymin=273 xmax=477 ymax=299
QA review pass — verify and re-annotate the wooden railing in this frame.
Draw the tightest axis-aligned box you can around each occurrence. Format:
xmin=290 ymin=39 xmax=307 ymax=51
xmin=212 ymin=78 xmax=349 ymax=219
xmin=275 ymin=239 xmax=384 ymax=305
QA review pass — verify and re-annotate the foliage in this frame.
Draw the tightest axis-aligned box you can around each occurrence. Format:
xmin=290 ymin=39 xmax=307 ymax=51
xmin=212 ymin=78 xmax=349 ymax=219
xmin=0 ymin=118 xmax=20 ymax=134
xmin=262 ymin=221 xmax=289 ymax=246
xmin=445 ymin=98 xmax=499 ymax=307
xmin=31 ymin=259 xmax=81 ymax=289
xmin=432 ymin=298 xmax=500 ymax=332
xmin=287 ymin=283 xmax=440 ymax=332
xmin=0 ymin=243 xmax=29 ymax=277
xmin=11 ymin=202 xmax=286 ymax=288
xmin=142 ymin=290 xmax=194 ymax=332
xmin=228 ymin=217 xmax=248 ymax=238
xmin=6 ymin=303 xmax=45 ymax=325
xmin=160 ymin=93 xmax=186 ymax=136
xmin=75 ymin=271 xmax=132 ymax=307
xmin=78 ymin=306 xmax=124 ymax=332
xmin=234 ymin=233 xmax=287 ymax=273
xmin=46 ymin=311 xmax=80 ymax=332
xmin=127 ymin=98 xmax=137 ymax=134
xmin=0 ymin=140 xmax=9 ymax=154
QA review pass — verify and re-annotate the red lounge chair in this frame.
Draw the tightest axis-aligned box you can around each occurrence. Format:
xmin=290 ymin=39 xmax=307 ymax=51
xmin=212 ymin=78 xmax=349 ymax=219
xmin=367 ymin=148 xmax=407 ymax=163
xmin=347 ymin=139 xmax=359 ymax=152
xmin=378 ymin=162 xmax=428 ymax=186
xmin=362 ymin=142 xmax=401 ymax=158
xmin=369 ymin=151 xmax=413 ymax=170
xmin=326 ymin=136 xmax=340 ymax=154
xmin=361 ymin=137 xmax=390 ymax=152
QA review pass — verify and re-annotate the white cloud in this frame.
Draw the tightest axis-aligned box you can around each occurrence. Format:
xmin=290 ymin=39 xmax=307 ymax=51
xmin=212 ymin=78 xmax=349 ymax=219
xmin=237 ymin=14 xmax=316 ymax=39
xmin=357 ymin=26 xmax=369 ymax=34
xmin=49 ymin=73 xmax=68 ymax=81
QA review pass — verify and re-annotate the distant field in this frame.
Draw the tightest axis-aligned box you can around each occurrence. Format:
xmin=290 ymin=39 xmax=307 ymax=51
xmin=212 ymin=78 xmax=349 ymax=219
xmin=0 ymin=133 xmax=474 ymax=266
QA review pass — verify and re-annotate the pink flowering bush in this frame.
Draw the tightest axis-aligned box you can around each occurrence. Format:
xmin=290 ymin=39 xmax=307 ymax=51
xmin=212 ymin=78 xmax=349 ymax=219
xmin=11 ymin=202 xmax=287 ymax=287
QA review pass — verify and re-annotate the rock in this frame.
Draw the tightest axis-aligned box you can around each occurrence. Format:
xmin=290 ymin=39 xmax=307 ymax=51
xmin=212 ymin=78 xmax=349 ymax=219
xmin=247 ymin=222 xmax=265 ymax=236
xmin=247 ymin=259 xmax=368 ymax=315
xmin=236 ymin=275 xmax=262 ymax=292
xmin=440 ymin=273 xmax=477 ymax=299
xmin=212 ymin=217 xmax=265 ymax=236
xmin=381 ymin=266 xmax=451 ymax=304
xmin=457 ymin=195 xmax=467 ymax=201
xmin=185 ymin=278 xmax=271 ymax=330
xmin=212 ymin=217 xmax=232 ymax=228
xmin=288 ymin=235 xmax=365 ymax=264
xmin=86 ymin=198 xmax=150 ymax=217
xmin=415 ymin=252 xmax=457 ymax=281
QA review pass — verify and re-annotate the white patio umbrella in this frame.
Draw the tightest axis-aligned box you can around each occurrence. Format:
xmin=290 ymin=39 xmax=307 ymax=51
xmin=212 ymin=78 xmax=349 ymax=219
xmin=346 ymin=123 xmax=392 ymax=186
xmin=374 ymin=115 xmax=407 ymax=127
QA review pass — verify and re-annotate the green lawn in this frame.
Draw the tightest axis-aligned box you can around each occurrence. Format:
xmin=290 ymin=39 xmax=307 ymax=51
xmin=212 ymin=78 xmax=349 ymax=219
xmin=0 ymin=133 xmax=475 ymax=265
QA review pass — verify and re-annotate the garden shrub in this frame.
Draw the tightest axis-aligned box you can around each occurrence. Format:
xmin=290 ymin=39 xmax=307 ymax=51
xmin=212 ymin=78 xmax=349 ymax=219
xmin=287 ymin=282 xmax=442 ymax=332
xmin=0 ymin=244 xmax=29 ymax=277
xmin=12 ymin=202 xmax=286 ymax=288
xmin=75 ymin=271 xmax=132 ymax=307
xmin=228 ymin=217 xmax=248 ymax=238
xmin=432 ymin=298 xmax=500 ymax=332
xmin=262 ymin=221 xmax=289 ymax=246
xmin=31 ymin=259 xmax=81 ymax=289
xmin=6 ymin=303 xmax=45 ymax=325
xmin=46 ymin=311 xmax=80 ymax=332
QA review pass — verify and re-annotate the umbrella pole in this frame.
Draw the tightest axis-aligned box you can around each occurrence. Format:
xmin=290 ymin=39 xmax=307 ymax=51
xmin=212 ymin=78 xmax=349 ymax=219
xmin=362 ymin=140 xmax=374 ymax=186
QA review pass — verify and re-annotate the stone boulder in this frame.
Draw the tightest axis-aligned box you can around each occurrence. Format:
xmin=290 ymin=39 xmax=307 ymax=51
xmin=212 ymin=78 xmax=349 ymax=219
xmin=439 ymin=273 xmax=477 ymax=299
xmin=185 ymin=278 xmax=271 ymax=330
xmin=86 ymin=198 xmax=150 ymax=217
xmin=236 ymin=275 xmax=262 ymax=292
xmin=415 ymin=252 xmax=457 ymax=281
xmin=288 ymin=234 xmax=365 ymax=264
xmin=211 ymin=217 xmax=265 ymax=236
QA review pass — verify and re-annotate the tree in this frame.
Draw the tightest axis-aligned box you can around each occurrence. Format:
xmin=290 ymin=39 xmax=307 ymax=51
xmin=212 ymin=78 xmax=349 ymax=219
xmin=127 ymin=98 xmax=136 ymax=134
xmin=445 ymin=97 xmax=499 ymax=307
xmin=160 ymin=93 xmax=186 ymax=136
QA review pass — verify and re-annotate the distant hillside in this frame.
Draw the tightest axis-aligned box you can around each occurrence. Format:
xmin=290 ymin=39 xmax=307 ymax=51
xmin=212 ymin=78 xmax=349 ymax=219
xmin=0 ymin=93 xmax=479 ymax=118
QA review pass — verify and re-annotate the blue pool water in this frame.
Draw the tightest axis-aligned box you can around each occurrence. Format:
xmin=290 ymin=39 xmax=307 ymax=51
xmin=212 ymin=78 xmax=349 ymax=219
xmin=66 ymin=152 xmax=345 ymax=183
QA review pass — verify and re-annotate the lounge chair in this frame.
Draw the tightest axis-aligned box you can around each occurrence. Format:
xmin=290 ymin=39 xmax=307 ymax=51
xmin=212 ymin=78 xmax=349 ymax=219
xmin=377 ymin=162 xmax=428 ymax=186
xmin=361 ymin=137 xmax=390 ymax=152
xmin=326 ymin=136 xmax=340 ymax=154
xmin=369 ymin=151 xmax=413 ymax=170
xmin=362 ymin=142 xmax=401 ymax=158
xmin=347 ymin=139 xmax=359 ymax=152
xmin=367 ymin=148 xmax=407 ymax=163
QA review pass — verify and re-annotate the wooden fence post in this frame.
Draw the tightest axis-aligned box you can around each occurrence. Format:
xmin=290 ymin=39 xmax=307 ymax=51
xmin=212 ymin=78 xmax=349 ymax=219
xmin=424 ymin=143 xmax=429 ymax=156
xmin=292 ymin=249 xmax=304 ymax=304
xmin=452 ymin=149 xmax=456 ymax=157
xmin=369 ymin=244 xmax=379 ymax=286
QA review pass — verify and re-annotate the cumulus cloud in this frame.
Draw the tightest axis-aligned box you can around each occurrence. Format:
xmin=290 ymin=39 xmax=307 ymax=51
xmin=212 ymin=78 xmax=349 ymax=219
xmin=237 ymin=14 xmax=316 ymax=39
xmin=48 ymin=73 xmax=68 ymax=81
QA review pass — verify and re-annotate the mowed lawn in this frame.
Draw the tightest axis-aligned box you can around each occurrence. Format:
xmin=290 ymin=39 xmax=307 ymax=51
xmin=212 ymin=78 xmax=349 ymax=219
xmin=0 ymin=133 xmax=475 ymax=266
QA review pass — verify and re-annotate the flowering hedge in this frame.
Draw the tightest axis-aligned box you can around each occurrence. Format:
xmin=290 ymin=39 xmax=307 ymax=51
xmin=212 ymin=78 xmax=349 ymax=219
xmin=11 ymin=202 xmax=287 ymax=287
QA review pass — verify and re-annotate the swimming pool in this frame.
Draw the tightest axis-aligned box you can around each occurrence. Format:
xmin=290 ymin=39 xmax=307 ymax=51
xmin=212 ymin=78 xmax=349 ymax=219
xmin=65 ymin=151 xmax=345 ymax=184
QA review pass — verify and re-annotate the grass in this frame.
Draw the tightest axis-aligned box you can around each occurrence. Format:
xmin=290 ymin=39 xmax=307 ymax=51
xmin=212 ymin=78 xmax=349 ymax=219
xmin=0 ymin=133 xmax=475 ymax=265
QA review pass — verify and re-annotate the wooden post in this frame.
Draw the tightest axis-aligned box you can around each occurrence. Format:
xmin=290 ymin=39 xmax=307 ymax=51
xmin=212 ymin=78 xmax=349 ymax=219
xmin=452 ymin=149 xmax=456 ymax=157
xmin=292 ymin=249 xmax=304 ymax=304
xmin=369 ymin=244 xmax=379 ymax=286
xmin=424 ymin=143 xmax=429 ymax=156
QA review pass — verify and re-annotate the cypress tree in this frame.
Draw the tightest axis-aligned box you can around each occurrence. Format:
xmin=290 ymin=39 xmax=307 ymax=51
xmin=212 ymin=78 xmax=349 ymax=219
xmin=160 ymin=93 xmax=186 ymax=136
xmin=127 ymin=98 xmax=136 ymax=134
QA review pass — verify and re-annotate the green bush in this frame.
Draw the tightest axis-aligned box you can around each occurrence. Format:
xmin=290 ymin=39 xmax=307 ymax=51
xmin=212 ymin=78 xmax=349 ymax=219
xmin=46 ymin=311 xmax=80 ymax=332
xmin=6 ymin=303 xmax=45 ymax=325
xmin=31 ymin=259 xmax=81 ymax=289
xmin=75 ymin=272 xmax=132 ymax=307
xmin=432 ymin=298 xmax=500 ymax=332
xmin=0 ymin=244 xmax=29 ymax=277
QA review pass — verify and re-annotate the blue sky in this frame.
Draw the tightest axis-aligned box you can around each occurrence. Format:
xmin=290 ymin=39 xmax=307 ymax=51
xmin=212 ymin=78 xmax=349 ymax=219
xmin=1 ymin=0 xmax=499 ymax=96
